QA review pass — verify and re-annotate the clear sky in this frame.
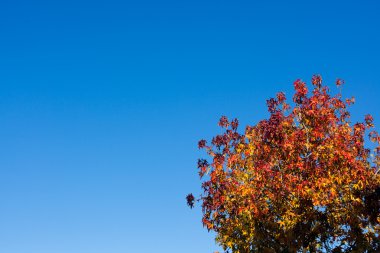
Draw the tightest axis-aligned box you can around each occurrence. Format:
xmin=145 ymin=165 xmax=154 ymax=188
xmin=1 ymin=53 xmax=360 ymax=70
xmin=0 ymin=0 xmax=379 ymax=252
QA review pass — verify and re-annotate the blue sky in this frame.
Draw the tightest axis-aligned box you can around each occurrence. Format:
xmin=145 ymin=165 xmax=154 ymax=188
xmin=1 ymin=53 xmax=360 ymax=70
xmin=0 ymin=0 xmax=379 ymax=252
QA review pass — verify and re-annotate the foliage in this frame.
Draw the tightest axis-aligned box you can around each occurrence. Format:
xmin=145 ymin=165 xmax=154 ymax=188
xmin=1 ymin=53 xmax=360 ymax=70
xmin=188 ymin=76 xmax=380 ymax=252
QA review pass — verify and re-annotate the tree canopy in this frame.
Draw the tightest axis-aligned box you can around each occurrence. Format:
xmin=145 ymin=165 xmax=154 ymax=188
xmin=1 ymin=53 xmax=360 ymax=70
xmin=187 ymin=76 xmax=380 ymax=252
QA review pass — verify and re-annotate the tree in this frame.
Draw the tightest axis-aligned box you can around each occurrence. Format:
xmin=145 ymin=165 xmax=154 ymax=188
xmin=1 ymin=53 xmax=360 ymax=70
xmin=187 ymin=76 xmax=380 ymax=252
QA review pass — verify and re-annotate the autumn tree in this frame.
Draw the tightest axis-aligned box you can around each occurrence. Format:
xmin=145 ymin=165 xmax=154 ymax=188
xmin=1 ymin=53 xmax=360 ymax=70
xmin=187 ymin=76 xmax=380 ymax=252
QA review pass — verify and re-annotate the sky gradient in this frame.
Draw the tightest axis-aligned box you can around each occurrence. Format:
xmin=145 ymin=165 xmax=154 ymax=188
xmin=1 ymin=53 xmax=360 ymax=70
xmin=1 ymin=0 xmax=380 ymax=252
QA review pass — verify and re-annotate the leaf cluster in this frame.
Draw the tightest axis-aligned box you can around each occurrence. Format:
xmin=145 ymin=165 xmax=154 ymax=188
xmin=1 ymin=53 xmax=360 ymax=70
xmin=190 ymin=76 xmax=380 ymax=253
